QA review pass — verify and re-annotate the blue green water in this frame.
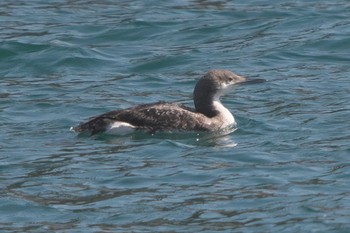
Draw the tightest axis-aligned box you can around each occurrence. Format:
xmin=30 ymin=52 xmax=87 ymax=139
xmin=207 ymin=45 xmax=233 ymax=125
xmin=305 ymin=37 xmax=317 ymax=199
xmin=1 ymin=0 xmax=350 ymax=232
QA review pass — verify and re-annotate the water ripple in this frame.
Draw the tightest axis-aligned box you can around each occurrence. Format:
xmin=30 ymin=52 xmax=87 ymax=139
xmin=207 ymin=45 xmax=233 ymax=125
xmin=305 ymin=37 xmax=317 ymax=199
xmin=1 ymin=0 xmax=350 ymax=232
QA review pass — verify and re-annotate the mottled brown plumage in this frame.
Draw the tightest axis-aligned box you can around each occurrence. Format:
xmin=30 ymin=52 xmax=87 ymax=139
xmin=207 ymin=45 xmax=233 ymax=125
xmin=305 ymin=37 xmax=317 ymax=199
xmin=72 ymin=70 xmax=257 ymax=135
xmin=73 ymin=102 xmax=213 ymax=135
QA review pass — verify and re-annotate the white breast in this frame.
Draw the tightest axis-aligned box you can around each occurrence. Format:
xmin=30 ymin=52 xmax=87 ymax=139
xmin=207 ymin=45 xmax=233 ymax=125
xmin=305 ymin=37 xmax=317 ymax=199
xmin=212 ymin=100 xmax=236 ymax=128
xmin=106 ymin=121 xmax=136 ymax=135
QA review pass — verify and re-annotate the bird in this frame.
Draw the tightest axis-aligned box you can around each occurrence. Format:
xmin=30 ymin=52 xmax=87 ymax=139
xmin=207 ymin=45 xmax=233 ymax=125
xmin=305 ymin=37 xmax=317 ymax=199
xmin=72 ymin=69 xmax=263 ymax=135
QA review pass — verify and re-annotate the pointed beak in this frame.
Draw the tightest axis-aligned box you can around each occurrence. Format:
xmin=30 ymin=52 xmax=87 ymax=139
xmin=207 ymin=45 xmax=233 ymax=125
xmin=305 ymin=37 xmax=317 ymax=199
xmin=241 ymin=78 xmax=266 ymax=85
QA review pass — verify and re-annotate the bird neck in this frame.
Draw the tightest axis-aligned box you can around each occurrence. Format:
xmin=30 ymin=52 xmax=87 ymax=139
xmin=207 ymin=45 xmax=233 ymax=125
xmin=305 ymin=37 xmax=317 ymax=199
xmin=194 ymin=92 xmax=221 ymax=117
xmin=212 ymin=99 xmax=234 ymax=124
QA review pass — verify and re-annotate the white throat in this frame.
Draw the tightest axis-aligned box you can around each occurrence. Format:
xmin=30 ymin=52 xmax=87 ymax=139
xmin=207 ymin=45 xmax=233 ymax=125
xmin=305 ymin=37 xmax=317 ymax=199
xmin=212 ymin=99 xmax=235 ymax=128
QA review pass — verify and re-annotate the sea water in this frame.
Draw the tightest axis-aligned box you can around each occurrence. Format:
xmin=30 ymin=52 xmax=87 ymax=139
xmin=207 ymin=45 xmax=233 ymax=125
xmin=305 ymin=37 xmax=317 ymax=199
xmin=1 ymin=1 xmax=350 ymax=232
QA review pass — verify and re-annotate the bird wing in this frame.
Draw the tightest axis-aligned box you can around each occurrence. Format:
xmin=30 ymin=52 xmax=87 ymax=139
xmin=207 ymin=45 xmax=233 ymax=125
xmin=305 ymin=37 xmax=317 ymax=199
xmin=74 ymin=102 xmax=212 ymax=135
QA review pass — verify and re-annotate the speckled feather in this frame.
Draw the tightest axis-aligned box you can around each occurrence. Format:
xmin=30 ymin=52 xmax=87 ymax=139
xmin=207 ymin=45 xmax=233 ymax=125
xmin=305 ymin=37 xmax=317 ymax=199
xmin=73 ymin=70 xmax=250 ymax=135
xmin=74 ymin=101 xmax=214 ymax=135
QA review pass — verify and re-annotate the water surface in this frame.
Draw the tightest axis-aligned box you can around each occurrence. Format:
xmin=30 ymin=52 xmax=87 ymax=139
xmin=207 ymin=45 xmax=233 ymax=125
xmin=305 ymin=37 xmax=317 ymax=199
xmin=1 ymin=0 xmax=350 ymax=232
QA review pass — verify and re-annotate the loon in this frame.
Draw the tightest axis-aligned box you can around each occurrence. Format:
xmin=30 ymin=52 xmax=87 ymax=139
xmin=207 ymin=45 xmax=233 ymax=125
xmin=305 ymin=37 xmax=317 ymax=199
xmin=72 ymin=70 xmax=263 ymax=135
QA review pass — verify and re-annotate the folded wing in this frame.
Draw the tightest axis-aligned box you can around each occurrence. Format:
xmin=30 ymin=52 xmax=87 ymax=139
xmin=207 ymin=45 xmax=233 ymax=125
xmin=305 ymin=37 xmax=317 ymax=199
xmin=73 ymin=102 xmax=212 ymax=135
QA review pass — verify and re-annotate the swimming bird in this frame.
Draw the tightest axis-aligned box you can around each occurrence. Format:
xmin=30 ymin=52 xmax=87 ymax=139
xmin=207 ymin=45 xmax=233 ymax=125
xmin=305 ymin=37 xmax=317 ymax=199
xmin=72 ymin=70 xmax=262 ymax=135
